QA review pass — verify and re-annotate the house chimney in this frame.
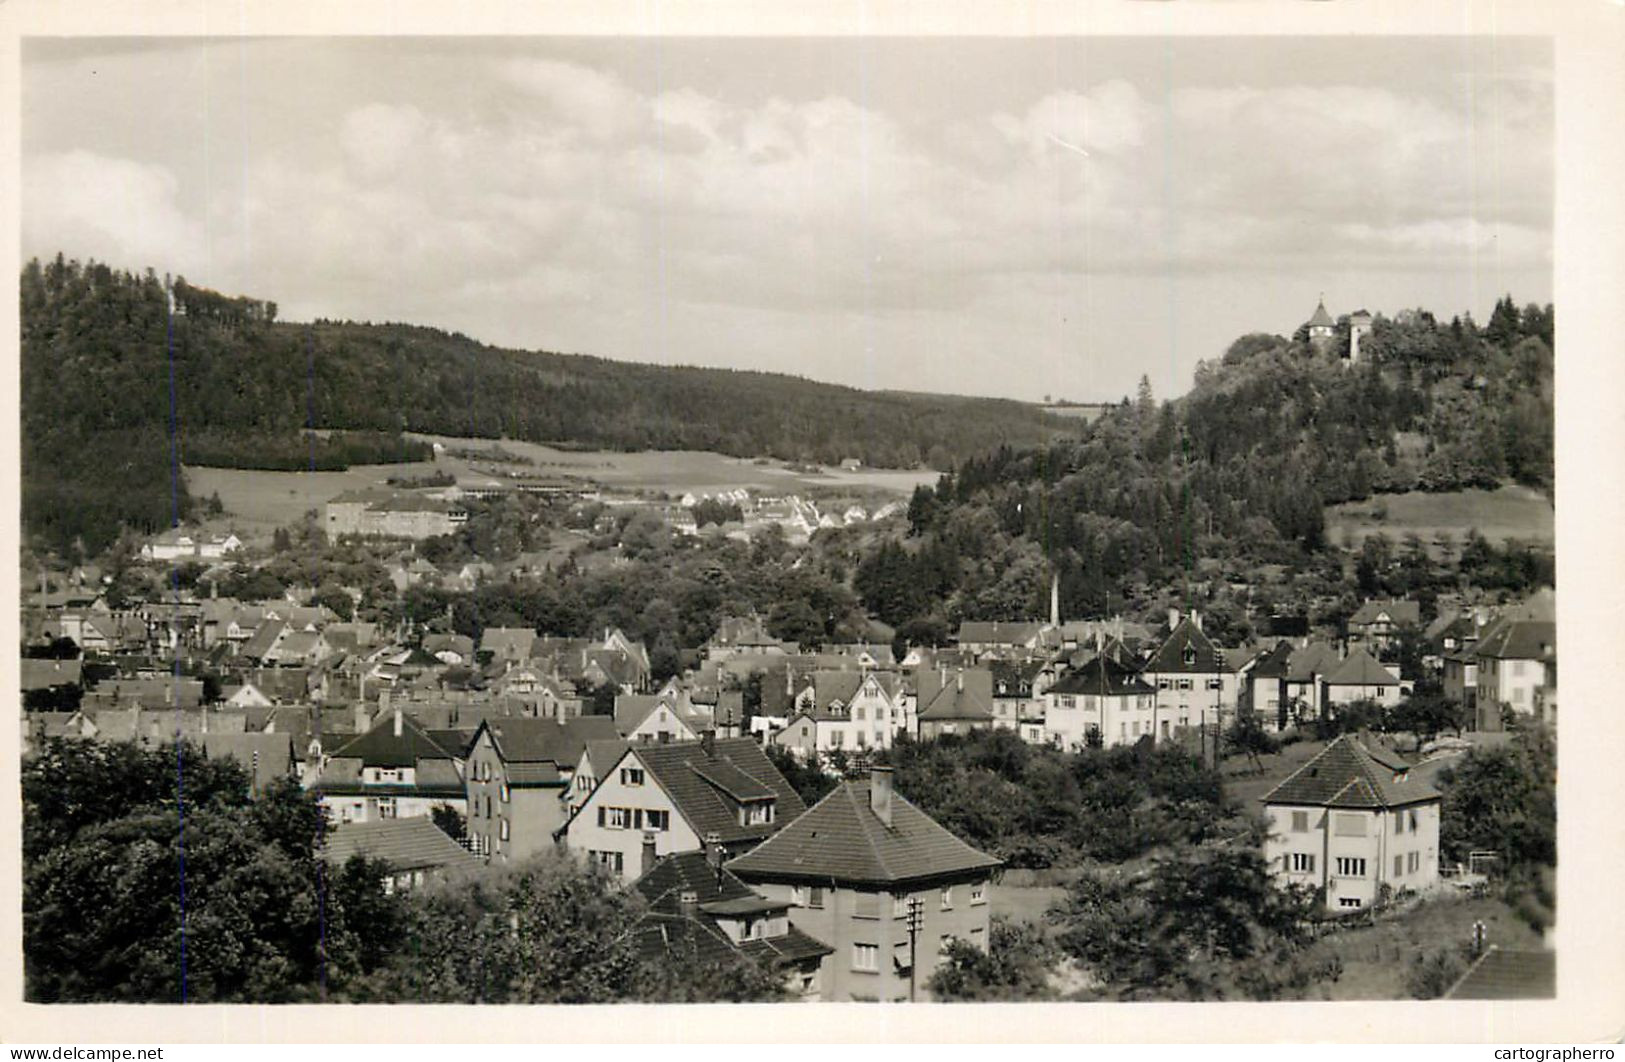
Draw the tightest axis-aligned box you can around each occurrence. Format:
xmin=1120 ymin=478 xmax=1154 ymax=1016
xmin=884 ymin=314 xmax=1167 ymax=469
xmin=956 ymin=669 xmax=964 ymax=692
xmin=640 ymin=831 xmax=658 ymax=878
xmin=1169 ymin=608 xmax=1180 ymax=632
xmin=870 ymin=766 xmax=895 ymax=827
xmin=394 ymin=705 xmax=403 ymax=737
xmin=705 ymin=831 xmax=725 ymax=886
xmin=701 ymin=728 xmax=716 ymax=758
xmin=1192 ymin=611 xmax=1203 ymax=632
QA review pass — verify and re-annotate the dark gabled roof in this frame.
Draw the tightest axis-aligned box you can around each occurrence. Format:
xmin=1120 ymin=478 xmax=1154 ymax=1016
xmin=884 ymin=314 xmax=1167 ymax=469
xmin=1049 ymin=654 xmax=1153 ymax=698
xmin=691 ymin=759 xmax=778 ymax=802
xmin=956 ymin=621 xmax=1044 ymax=646
xmin=20 ymin=658 xmax=83 ymax=690
xmin=1144 ymin=618 xmax=1231 ymax=675
xmin=1286 ymin=642 xmax=1344 ymax=683
xmin=916 ymin=668 xmax=996 ymax=722
xmin=623 ymin=738 xmax=806 ymax=846
xmin=1249 ymin=641 xmax=1297 ymax=680
xmin=737 ymin=926 xmax=834 ymax=965
xmin=1324 ymin=647 xmax=1401 ymax=687
xmin=426 ymin=728 xmax=479 ymax=759
xmin=1261 ymin=735 xmax=1441 ymax=809
xmin=1474 ymin=619 xmax=1557 ymax=662
xmin=200 ymin=732 xmax=296 ymax=786
xmin=726 ymin=779 xmax=1001 ymax=887
xmin=1349 ymin=599 xmax=1421 ymax=627
xmin=328 ymin=712 xmax=456 ymax=769
xmin=633 ymin=849 xmax=756 ymax=911
xmin=1444 ymin=948 xmax=1556 ymax=1000
xmin=481 ymin=715 xmax=620 ymax=766
xmin=582 ymin=738 xmax=632 ymax=775
xmin=319 ymin=817 xmax=480 ymax=873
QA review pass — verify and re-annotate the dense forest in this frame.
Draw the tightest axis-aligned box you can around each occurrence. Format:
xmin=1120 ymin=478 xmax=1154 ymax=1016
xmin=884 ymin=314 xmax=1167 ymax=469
xmin=21 ymin=255 xmax=1066 ymax=556
xmin=863 ymin=299 xmax=1554 ymax=635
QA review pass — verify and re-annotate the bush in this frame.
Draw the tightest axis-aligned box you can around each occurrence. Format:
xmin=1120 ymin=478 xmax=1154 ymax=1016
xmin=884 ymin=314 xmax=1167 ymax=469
xmin=1406 ymin=944 xmax=1471 ymax=999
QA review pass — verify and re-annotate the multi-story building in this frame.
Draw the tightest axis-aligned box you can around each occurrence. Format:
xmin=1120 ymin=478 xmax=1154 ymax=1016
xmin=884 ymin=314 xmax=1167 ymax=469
xmin=726 ymin=767 xmax=1002 ymax=1002
xmin=1261 ymin=735 xmax=1441 ymax=912
xmin=1474 ymin=618 xmax=1557 ymax=731
xmin=463 ymin=715 xmax=621 ymax=862
xmin=310 ymin=708 xmax=466 ymax=826
xmin=770 ymin=670 xmax=909 ymax=756
xmin=1043 ymin=654 xmax=1156 ymax=749
xmin=560 ymin=733 xmax=804 ymax=884
xmin=1140 ymin=612 xmax=1238 ymax=736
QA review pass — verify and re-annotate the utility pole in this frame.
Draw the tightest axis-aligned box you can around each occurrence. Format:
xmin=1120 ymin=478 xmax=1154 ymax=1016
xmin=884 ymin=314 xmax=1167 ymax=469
xmin=906 ymin=895 xmax=924 ymax=1002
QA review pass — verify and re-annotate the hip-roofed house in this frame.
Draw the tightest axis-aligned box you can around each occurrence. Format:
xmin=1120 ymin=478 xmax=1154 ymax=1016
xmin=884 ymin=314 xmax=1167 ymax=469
xmin=561 ymin=732 xmax=805 ymax=883
xmin=1261 ymin=734 xmax=1441 ymax=912
xmin=726 ymin=767 xmax=1002 ymax=1002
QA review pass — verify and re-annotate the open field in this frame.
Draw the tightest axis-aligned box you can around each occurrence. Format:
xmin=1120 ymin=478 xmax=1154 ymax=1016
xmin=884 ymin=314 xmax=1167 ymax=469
xmin=185 ymin=462 xmax=439 ymax=539
xmin=184 ymin=436 xmax=939 ymax=544
xmin=407 ymin=433 xmax=940 ymax=498
xmin=1326 ymin=484 xmax=1553 ymax=549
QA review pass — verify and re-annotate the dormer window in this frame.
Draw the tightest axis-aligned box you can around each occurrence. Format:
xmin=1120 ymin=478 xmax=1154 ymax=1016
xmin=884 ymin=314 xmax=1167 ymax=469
xmin=740 ymin=800 xmax=776 ymax=826
xmin=1182 ymin=647 xmax=1197 ymax=666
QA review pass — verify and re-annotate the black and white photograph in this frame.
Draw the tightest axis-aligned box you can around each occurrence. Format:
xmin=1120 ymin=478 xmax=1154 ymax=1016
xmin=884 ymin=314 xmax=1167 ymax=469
xmin=4 ymin=0 xmax=1622 ymax=1046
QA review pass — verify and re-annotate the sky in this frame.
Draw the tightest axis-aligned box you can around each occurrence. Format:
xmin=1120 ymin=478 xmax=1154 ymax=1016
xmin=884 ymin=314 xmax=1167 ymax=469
xmin=21 ymin=35 xmax=1552 ymax=403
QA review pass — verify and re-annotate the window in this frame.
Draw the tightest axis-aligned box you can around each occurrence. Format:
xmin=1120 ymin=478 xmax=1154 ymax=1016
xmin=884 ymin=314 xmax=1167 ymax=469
xmin=1157 ymin=679 xmax=1171 ymax=690
xmin=856 ymin=706 xmax=865 ymax=721
xmin=1120 ymin=722 xmax=1127 ymax=738
xmin=1182 ymin=648 xmax=1197 ymax=665
xmin=940 ymin=886 xmax=953 ymax=910
xmin=1206 ymin=678 xmax=1223 ymax=690
xmin=856 ymin=731 xmax=868 ymax=748
xmin=604 ymin=807 xmax=630 ymax=829
xmin=970 ymin=883 xmax=986 ymax=905
xmin=1291 ymin=811 xmax=1309 ymax=833
xmin=852 ymin=943 xmax=878 ymax=972
xmin=1177 ymin=678 xmax=1194 ymax=692
xmin=500 ymin=782 xmax=510 ymax=803
xmin=831 ymin=731 xmax=845 ymax=749
xmin=471 ymin=798 xmax=481 ymax=819
xmin=1394 ymin=854 xmax=1404 ymax=878
xmin=1408 ymin=809 xmax=1419 ymax=832
xmin=1335 ymin=857 xmax=1367 ymax=877
xmin=500 ymin=817 xmax=510 ymax=842
xmin=1290 ymin=853 xmax=1316 ymax=873
xmin=1408 ymin=851 xmax=1420 ymax=874
xmin=592 ymin=850 xmax=624 ymax=874
xmin=1338 ymin=897 xmax=1363 ymax=909
xmin=1393 ymin=811 xmax=1405 ymax=834
xmin=647 ymin=809 xmax=670 ymax=831
xmin=620 ymin=767 xmax=645 ymax=786
xmin=377 ymin=798 xmax=397 ymax=819
xmin=893 ymin=894 xmax=908 ymax=918
xmin=808 ymin=886 xmax=825 ymax=909
xmin=854 ymin=894 xmax=881 ymax=920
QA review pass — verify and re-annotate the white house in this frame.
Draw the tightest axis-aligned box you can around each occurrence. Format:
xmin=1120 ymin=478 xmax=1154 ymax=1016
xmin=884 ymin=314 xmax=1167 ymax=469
xmin=1261 ymin=735 xmax=1441 ymax=912
xmin=560 ymin=733 xmax=805 ymax=884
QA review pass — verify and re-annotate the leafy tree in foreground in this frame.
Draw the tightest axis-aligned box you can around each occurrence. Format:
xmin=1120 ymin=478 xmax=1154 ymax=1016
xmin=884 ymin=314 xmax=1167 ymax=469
xmin=928 ymin=918 xmax=1058 ymax=1001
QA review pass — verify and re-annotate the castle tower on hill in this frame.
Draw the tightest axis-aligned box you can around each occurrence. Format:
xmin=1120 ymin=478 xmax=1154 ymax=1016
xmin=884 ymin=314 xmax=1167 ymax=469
xmin=1306 ymin=298 xmax=1336 ymax=354
xmin=1348 ymin=309 xmax=1374 ymax=362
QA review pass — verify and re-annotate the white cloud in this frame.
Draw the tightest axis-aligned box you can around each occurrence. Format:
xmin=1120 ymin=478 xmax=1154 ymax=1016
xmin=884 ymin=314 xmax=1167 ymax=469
xmin=22 ymin=151 xmax=207 ymax=275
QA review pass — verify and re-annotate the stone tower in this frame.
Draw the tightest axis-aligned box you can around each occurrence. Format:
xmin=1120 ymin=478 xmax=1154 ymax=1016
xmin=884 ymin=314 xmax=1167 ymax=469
xmin=1306 ymin=297 xmax=1336 ymax=354
xmin=1348 ymin=309 xmax=1374 ymax=363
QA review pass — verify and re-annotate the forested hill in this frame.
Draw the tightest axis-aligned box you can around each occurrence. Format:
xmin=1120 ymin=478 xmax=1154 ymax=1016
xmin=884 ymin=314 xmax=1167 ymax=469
xmin=864 ymin=300 xmax=1553 ymax=635
xmin=20 ymin=255 xmax=1066 ymax=555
